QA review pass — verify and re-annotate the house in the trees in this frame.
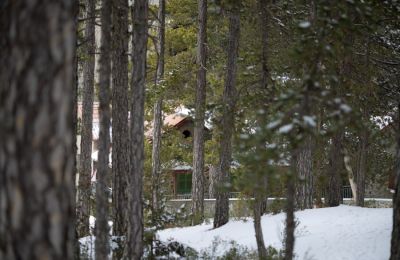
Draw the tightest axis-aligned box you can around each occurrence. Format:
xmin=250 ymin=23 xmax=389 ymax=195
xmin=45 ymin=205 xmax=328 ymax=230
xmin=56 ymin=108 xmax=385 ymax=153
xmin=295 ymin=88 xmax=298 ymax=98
xmin=77 ymin=102 xmax=211 ymax=197
xmin=145 ymin=110 xmax=212 ymax=198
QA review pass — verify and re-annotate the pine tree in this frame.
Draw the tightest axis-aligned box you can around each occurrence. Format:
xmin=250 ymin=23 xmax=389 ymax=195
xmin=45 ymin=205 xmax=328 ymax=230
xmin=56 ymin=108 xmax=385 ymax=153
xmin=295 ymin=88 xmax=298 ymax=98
xmin=125 ymin=0 xmax=148 ymax=258
xmin=0 ymin=0 xmax=76 ymax=258
xmin=214 ymin=2 xmax=240 ymax=229
xmin=111 ymin=0 xmax=129 ymax=238
xmin=95 ymin=0 xmax=112 ymax=258
xmin=191 ymin=0 xmax=207 ymax=225
xmin=151 ymin=0 xmax=166 ymax=222
xmin=77 ymin=0 xmax=96 ymax=238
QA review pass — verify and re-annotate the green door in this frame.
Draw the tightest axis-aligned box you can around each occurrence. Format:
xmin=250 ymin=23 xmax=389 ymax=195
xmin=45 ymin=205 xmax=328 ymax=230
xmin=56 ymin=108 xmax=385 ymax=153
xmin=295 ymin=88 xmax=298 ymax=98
xmin=176 ymin=172 xmax=192 ymax=194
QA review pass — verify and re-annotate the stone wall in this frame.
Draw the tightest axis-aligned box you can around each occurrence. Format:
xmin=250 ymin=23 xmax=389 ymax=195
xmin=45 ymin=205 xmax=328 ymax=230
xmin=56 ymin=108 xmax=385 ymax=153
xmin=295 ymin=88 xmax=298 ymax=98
xmin=166 ymin=198 xmax=393 ymax=218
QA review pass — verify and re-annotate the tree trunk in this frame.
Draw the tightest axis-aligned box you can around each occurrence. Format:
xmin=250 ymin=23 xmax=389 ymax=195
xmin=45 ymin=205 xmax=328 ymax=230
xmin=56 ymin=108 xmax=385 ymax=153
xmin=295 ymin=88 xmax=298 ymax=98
xmin=151 ymin=0 xmax=165 ymax=222
xmin=0 ymin=0 xmax=76 ymax=258
xmin=295 ymin=137 xmax=314 ymax=210
xmin=77 ymin=0 xmax=96 ymax=238
xmin=252 ymin=0 xmax=271 ymax=257
xmin=209 ymin=165 xmax=217 ymax=198
xmin=72 ymin=1 xmax=80 ymax=257
xmin=390 ymin=102 xmax=400 ymax=260
xmin=191 ymin=0 xmax=207 ymax=225
xmin=152 ymin=99 xmax=163 ymax=219
xmin=253 ymin=196 xmax=267 ymax=259
xmin=95 ymin=0 xmax=112 ymax=258
xmin=343 ymin=149 xmax=357 ymax=203
xmin=112 ymin=0 xmax=129 ymax=238
xmin=356 ymin=123 xmax=368 ymax=207
xmin=327 ymin=132 xmax=343 ymax=207
xmin=125 ymin=0 xmax=148 ymax=258
xmin=295 ymin=0 xmax=316 ymax=211
xmin=213 ymin=5 xmax=240 ymax=229
xmin=284 ymin=158 xmax=296 ymax=260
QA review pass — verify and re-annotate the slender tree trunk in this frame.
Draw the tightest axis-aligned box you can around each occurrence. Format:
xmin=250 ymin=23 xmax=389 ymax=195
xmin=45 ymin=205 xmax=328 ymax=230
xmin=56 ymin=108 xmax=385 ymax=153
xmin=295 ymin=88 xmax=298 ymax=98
xmin=356 ymin=120 xmax=368 ymax=207
xmin=191 ymin=0 xmax=207 ymax=225
xmin=152 ymin=0 xmax=165 ymax=222
xmin=0 ymin=0 xmax=76 ymax=258
xmin=72 ymin=1 xmax=80 ymax=257
xmin=77 ymin=0 xmax=96 ymax=238
xmin=295 ymin=0 xmax=316 ymax=211
xmin=327 ymin=132 xmax=343 ymax=207
xmin=251 ymin=0 xmax=271 ymax=257
xmin=209 ymin=165 xmax=217 ymax=198
xmin=112 ymin=0 xmax=129 ymax=239
xmin=125 ymin=0 xmax=148 ymax=258
xmin=390 ymin=102 xmax=400 ymax=260
xmin=343 ymin=148 xmax=357 ymax=203
xmin=295 ymin=137 xmax=314 ymax=210
xmin=285 ymin=158 xmax=296 ymax=260
xmin=253 ymin=196 xmax=267 ymax=259
xmin=95 ymin=0 xmax=112 ymax=258
xmin=214 ymin=5 xmax=240 ymax=229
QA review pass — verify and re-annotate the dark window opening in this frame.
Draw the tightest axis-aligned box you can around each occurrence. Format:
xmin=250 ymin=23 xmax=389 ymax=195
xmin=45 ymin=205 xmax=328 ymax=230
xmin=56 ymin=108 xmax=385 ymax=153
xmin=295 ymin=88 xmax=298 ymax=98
xmin=183 ymin=130 xmax=191 ymax=138
xmin=176 ymin=173 xmax=192 ymax=194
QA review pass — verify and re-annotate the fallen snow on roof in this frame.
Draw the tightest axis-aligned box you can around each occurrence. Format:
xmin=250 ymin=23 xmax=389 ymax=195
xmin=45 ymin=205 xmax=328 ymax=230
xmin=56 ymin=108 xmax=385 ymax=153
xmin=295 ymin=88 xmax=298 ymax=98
xmin=157 ymin=205 xmax=392 ymax=259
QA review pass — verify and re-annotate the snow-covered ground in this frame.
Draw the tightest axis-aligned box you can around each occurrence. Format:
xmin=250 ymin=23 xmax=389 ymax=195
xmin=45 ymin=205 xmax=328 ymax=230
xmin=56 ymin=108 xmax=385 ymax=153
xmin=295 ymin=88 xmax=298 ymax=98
xmin=157 ymin=205 xmax=392 ymax=259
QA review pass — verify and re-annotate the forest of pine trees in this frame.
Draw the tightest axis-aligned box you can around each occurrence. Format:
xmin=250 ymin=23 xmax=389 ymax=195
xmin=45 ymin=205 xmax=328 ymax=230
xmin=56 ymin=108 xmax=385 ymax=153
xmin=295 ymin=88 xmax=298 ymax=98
xmin=0 ymin=0 xmax=400 ymax=259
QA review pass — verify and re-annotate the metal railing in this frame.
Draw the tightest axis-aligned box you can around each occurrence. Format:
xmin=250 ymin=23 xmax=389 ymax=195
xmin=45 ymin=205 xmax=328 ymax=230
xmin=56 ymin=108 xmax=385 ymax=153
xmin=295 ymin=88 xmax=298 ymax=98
xmin=166 ymin=192 xmax=242 ymax=200
xmin=166 ymin=187 xmax=354 ymax=200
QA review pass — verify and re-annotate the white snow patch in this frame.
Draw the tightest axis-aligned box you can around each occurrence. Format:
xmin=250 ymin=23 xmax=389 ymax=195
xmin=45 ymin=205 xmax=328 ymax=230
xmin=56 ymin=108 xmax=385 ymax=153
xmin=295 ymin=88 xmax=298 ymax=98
xmin=303 ymin=115 xmax=316 ymax=127
xmin=157 ymin=205 xmax=392 ymax=259
xmin=278 ymin=124 xmax=293 ymax=134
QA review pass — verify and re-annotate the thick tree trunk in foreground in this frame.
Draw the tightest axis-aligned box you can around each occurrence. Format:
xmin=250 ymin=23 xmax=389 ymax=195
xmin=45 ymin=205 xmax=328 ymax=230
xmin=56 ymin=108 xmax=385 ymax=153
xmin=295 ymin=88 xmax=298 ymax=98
xmin=191 ymin=0 xmax=207 ymax=225
xmin=95 ymin=0 xmax=112 ymax=258
xmin=295 ymin=137 xmax=314 ymax=210
xmin=214 ymin=6 xmax=240 ymax=229
xmin=125 ymin=0 xmax=148 ymax=258
xmin=112 ymin=0 xmax=129 ymax=238
xmin=390 ymin=103 xmax=400 ymax=260
xmin=327 ymin=132 xmax=343 ymax=207
xmin=152 ymin=0 xmax=165 ymax=221
xmin=0 ymin=0 xmax=75 ymax=258
xmin=77 ymin=0 xmax=96 ymax=238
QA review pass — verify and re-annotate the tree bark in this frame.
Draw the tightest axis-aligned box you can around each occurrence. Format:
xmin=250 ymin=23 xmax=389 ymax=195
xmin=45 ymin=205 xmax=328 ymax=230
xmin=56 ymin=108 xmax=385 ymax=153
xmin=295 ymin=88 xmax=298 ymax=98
xmin=356 ymin=121 xmax=368 ymax=207
xmin=295 ymin=0 xmax=316 ymax=211
xmin=213 ymin=5 xmax=240 ymax=229
xmin=72 ymin=1 xmax=80 ymax=257
xmin=209 ymin=165 xmax=217 ymax=198
xmin=343 ymin=149 xmax=357 ymax=203
xmin=253 ymin=196 xmax=267 ymax=259
xmin=390 ymin=102 xmax=400 ymax=260
xmin=95 ymin=0 xmax=112 ymax=258
xmin=77 ymin=0 xmax=96 ymax=238
xmin=0 ymin=0 xmax=76 ymax=258
xmin=112 ymin=0 xmax=129 ymax=238
xmin=191 ymin=0 xmax=207 ymax=225
xmin=327 ymin=132 xmax=343 ymax=207
xmin=151 ymin=0 xmax=165 ymax=222
xmin=284 ymin=158 xmax=296 ymax=260
xmin=295 ymin=137 xmax=314 ymax=210
xmin=251 ymin=0 xmax=271 ymax=257
xmin=125 ymin=0 xmax=148 ymax=258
